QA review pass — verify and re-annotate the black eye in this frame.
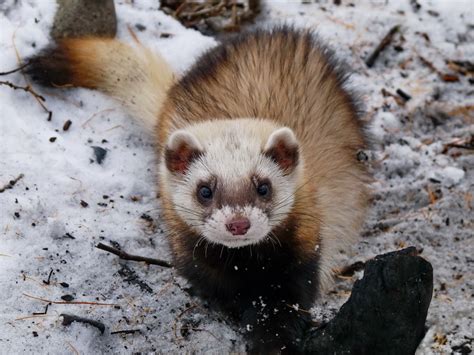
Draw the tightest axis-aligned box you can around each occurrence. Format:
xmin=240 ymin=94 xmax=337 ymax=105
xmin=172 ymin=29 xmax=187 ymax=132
xmin=256 ymin=183 xmax=270 ymax=197
xmin=198 ymin=186 xmax=213 ymax=200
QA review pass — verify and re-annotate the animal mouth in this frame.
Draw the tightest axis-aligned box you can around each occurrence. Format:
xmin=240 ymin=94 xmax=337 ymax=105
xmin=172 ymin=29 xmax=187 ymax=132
xmin=200 ymin=206 xmax=271 ymax=248
xmin=217 ymin=236 xmax=259 ymax=248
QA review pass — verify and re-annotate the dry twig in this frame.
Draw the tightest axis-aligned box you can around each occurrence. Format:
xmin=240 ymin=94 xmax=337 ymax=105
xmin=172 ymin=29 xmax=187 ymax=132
xmin=15 ymin=314 xmax=56 ymax=321
xmin=81 ymin=108 xmax=116 ymax=128
xmin=111 ymin=329 xmax=141 ymax=335
xmin=33 ymin=303 xmax=50 ymax=316
xmin=0 ymin=173 xmax=24 ymax=193
xmin=418 ymin=55 xmax=460 ymax=82
xmin=23 ymin=293 xmax=118 ymax=306
xmin=161 ymin=0 xmax=259 ymax=34
xmin=0 ymin=80 xmax=45 ymax=100
xmin=0 ymin=62 xmax=30 ymax=76
xmin=66 ymin=342 xmax=80 ymax=355
xmin=61 ymin=313 xmax=106 ymax=334
xmin=96 ymin=242 xmax=172 ymax=268
xmin=11 ymin=30 xmax=53 ymax=119
xmin=127 ymin=24 xmax=141 ymax=44
xmin=366 ymin=25 xmax=400 ymax=68
xmin=172 ymin=303 xmax=199 ymax=341
xmin=42 ymin=269 xmax=54 ymax=285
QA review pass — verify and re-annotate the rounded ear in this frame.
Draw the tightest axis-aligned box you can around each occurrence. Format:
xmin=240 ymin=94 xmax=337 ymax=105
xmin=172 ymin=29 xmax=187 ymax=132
xmin=165 ymin=130 xmax=203 ymax=174
xmin=264 ymin=127 xmax=299 ymax=174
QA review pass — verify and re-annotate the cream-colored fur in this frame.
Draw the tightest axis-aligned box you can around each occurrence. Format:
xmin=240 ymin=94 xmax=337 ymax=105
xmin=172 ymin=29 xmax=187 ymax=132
xmin=159 ymin=119 xmax=303 ymax=248
xmin=39 ymin=29 xmax=370 ymax=293
xmin=84 ymin=32 xmax=369 ymax=290
xmin=156 ymin=29 xmax=371 ymax=290
xmin=65 ymin=39 xmax=175 ymax=128
xmin=201 ymin=205 xmax=271 ymax=248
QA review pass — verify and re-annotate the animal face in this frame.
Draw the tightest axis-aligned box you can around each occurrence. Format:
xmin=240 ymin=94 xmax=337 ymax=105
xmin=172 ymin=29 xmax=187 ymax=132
xmin=162 ymin=119 xmax=301 ymax=248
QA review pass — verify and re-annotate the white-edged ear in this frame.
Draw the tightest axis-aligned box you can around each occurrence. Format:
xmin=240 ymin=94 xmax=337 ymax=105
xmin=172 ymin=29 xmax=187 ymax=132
xmin=167 ymin=130 xmax=203 ymax=151
xmin=264 ymin=127 xmax=298 ymax=151
xmin=165 ymin=130 xmax=203 ymax=174
xmin=264 ymin=127 xmax=299 ymax=173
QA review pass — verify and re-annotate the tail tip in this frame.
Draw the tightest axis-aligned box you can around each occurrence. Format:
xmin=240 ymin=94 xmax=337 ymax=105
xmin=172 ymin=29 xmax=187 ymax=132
xmin=25 ymin=44 xmax=74 ymax=87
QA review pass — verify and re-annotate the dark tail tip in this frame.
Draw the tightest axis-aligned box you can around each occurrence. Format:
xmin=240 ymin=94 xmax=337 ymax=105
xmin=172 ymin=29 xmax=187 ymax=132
xmin=25 ymin=43 xmax=74 ymax=87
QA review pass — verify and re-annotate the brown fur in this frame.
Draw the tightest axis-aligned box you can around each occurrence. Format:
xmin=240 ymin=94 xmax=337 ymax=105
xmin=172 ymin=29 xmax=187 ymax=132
xmin=158 ymin=28 xmax=369 ymax=285
xmin=27 ymin=37 xmax=174 ymax=127
xmin=27 ymin=27 xmax=370 ymax=351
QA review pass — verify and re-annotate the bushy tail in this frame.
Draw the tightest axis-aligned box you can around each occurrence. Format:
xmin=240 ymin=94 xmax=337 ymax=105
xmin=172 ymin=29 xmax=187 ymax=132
xmin=27 ymin=38 xmax=175 ymax=128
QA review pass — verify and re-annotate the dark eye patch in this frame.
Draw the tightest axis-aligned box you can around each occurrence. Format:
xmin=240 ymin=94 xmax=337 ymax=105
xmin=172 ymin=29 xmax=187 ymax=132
xmin=196 ymin=177 xmax=217 ymax=206
xmin=196 ymin=184 xmax=213 ymax=205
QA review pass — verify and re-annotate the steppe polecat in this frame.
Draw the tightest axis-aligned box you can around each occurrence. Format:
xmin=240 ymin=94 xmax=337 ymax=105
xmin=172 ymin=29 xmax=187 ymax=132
xmin=27 ymin=27 xmax=370 ymax=352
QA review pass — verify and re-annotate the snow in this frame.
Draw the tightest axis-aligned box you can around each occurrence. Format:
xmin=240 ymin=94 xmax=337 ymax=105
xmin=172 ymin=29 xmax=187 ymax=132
xmin=372 ymin=111 xmax=402 ymax=140
xmin=0 ymin=0 xmax=472 ymax=354
xmin=431 ymin=166 xmax=466 ymax=187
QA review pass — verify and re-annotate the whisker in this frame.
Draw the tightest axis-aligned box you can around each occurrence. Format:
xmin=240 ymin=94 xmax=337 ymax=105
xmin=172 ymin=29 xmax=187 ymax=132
xmin=193 ymin=236 xmax=206 ymax=259
xmin=264 ymin=232 xmax=281 ymax=251
xmin=269 ymin=231 xmax=282 ymax=247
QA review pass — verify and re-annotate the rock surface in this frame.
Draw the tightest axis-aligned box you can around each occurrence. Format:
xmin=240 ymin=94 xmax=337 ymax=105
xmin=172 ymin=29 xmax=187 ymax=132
xmin=303 ymin=247 xmax=433 ymax=354
xmin=51 ymin=0 xmax=116 ymax=39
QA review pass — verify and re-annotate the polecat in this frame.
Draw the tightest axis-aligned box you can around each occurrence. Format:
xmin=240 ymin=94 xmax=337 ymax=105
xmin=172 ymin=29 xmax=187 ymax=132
xmin=27 ymin=27 xmax=370 ymax=352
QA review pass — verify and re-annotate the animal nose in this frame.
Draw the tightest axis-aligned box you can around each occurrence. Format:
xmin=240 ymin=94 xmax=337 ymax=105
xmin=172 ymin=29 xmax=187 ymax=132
xmin=226 ymin=218 xmax=251 ymax=236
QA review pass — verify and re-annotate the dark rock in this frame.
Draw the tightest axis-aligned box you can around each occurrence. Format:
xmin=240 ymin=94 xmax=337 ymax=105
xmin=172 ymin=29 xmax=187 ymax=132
xmin=135 ymin=23 xmax=146 ymax=32
xmin=356 ymin=150 xmax=368 ymax=162
xmin=51 ymin=0 xmax=117 ymax=40
xmin=61 ymin=294 xmax=75 ymax=301
xmin=63 ymin=120 xmax=72 ymax=131
xmin=452 ymin=342 xmax=472 ymax=354
xmin=63 ymin=232 xmax=75 ymax=239
xmin=303 ymin=247 xmax=433 ymax=354
xmin=91 ymin=146 xmax=107 ymax=164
